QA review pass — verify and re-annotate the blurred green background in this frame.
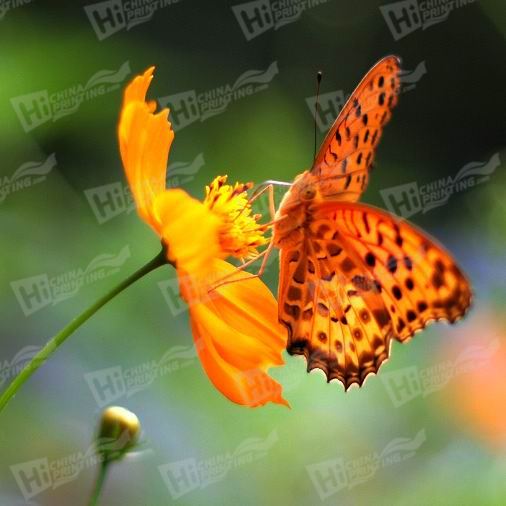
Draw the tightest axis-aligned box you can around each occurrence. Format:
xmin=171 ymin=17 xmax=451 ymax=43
xmin=1 ymin=0 xmax=505 ymax=505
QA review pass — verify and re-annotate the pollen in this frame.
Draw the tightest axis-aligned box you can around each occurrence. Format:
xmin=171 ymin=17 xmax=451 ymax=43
xmin=203 ymin=175 xmax=267 ymax=259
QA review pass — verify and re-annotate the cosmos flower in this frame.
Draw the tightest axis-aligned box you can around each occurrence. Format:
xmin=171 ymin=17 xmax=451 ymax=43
xmin=118 ymin=67 xmax=287 ymax=407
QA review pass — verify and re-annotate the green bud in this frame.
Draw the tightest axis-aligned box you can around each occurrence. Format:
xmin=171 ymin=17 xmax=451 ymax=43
xmin=96 ymin=406 xmax=140 ymax=463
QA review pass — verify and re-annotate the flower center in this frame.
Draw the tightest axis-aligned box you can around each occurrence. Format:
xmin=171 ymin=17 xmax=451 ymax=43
xmin=203 ymin=176 xmax=267 ymax=260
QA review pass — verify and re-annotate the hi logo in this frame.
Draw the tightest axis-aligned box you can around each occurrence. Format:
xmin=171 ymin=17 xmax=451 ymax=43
xmin=158 ymin=61 xmax=279 ymax=131
xmin=11 ymin=433 xmax=131 ymax=500
xmin=11 ymin=61 xmax=130 ymax=132
xmin=0 ymin=346 xmax=41 ymax=388
xmin=0 ymin=153 xmax=56 ymax=203
xmin=0 ymin=0 xmax=33 ymax=21
xmin=84 ymin=0 xmax=181 ymax=40
xmin=381 ymin=152 xmax=500 ymax=218
xmin=232 ymin=0 xmax=329 ymax=41
xmin=159 ymin=430 xmax=278 ymax=499
xmin=307 ymin=429 xmax=426 ymax=500
xmin=380 ymin=0 xmax=475 ymax=41
xmin=306 ymin=61 xmax=427 ymax=133
xmin=84 ymin=153 xmax=205 ymax=224
xmin=381 ymin=339 xmax=499 ymax=407
xmin=84 ymin=343 xmax=200 ymax=407
xmin=10 ymin=245 xmax=131 ymax=316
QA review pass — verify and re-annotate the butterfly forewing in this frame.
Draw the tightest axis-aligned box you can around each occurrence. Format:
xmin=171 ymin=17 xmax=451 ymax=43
xmin=312 ymin=55 xmax=401 ymax=201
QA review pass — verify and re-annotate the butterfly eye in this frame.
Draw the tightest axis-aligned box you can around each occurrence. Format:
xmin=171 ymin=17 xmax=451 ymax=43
xmin=301 ymin=186 xmax=316 ymax=200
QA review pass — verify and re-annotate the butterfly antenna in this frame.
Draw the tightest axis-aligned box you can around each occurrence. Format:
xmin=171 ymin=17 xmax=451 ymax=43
xmin=313 ymin=70 xmax=323 ymax=162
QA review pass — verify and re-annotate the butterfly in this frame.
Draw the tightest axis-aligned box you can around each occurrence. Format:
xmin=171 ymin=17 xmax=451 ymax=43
xmin=271 ymin=55 xmax=472 ymax=389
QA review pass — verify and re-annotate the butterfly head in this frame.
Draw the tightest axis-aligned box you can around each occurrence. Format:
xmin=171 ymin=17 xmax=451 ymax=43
xmin=290 ymin=171 xmax=323 ymax=204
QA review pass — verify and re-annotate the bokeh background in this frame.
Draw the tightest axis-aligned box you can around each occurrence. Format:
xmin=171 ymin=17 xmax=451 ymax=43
xmin=1 ymin=1 xmax=505 ymax=505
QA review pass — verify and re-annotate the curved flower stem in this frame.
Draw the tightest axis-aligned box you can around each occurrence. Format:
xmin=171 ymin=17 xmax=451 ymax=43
xmin=0 ymin=250 xmax=168 ymax=414
xmin=88 ymin=460 xmax=110 ymax=506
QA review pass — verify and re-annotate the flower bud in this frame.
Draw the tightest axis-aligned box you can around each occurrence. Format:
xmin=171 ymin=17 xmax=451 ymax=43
xmin=96 ymin=406 xmax=140 ymax=463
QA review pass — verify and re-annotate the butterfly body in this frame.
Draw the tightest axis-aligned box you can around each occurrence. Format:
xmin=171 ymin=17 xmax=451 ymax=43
xmin=272 ymin=56 xmax=472 ymax=389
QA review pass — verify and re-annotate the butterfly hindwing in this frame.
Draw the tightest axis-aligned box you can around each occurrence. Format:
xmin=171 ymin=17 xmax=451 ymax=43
xmin=312 ymin=55 xmax=401 ymax=201
xmin=279 ymin=219 xmax=394 ymax=389
xmin=278 ymin=202 xmax=472 ymax=389
xmin=322 ymin=202 xmax=472 ymax=341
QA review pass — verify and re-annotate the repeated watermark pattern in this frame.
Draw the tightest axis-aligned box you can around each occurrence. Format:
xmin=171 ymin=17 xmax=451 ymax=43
xmin=84 ymin=153 xmax=205 ymax=224
xmin=85 ymin=343 xmax=199 ymax=407
xmin=158 ymin=61 xmax=279 ymax=131
xmin=307 ymin=429 xmax=426 ymax=500
xmin=10 ymin=246 xmax=131 ymax=316
xmin=0 ymin=346 xmax=41 ymax=389
xmin=380 ymin=152 xmax=500 ymax=218
xmin=382 ymin=339 xmax=499 ymax=408
xmin=380 ymin=0 xmax=475 ymax=41
xmin=159 ymin=430 xmax=278 ymax=499
xmin=11 ymin=62 xmax=131 ymax=132
xmin=0 ymin=0 xmax=33 ymax=21
xmin=11 ymin=433 xmax=132 ymax=501
xmin=0 ymin=153 xmax=56 ymax=204
xmin=232 ymin=0 xmax=330 ymax=41
xmin=84 ymin=0 xmax=181 ymax=40
xmin=306 ymin=61 xmax=427 ymax=133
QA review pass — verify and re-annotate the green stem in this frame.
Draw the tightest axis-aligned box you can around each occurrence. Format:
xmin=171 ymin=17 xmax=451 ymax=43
xmin=88 ymin=459 xmax=110 ymax=506
xmin=0 ymin=250 xmax=167 ymax=414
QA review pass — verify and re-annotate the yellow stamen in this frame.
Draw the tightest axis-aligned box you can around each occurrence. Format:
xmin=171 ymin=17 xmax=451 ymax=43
xmin=203 ymin=175 xmax=267 ymax=259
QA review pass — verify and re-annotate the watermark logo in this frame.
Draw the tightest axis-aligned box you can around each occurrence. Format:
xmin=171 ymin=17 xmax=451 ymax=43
xmin=158 ymin=61 xmax=279 ymax=131
xmin=84 ymin=0 xmax=181 ymax=40
xmin=11 ymin=61 xmax=130 ymax=132
xmin=0 ymin=346 xmax=41 ymax=388
xmin=85 ymin=153 xmax=204 ymax=224
xmin=306 ymin=61 xmax=427 ymax=133
xmin=0 ymin=153 xmax=56 ymax=203
xmin=159 ymin=430 xmax=278 ymax=499
xmin=11 ymin=246 xmax=131 ymax=316
xmin=382 ymin=339 xmax=499 ymax=407
xmin=0 ymin=0 xmax=33 ymax=21
xmin=380 ymin=0 xmax=475 ymax=41
xmin=307 ymin=429 xmax=426 ymax=500
xmin=11 ymin=433 xmax=132 ymax=500
xmin=232 ymin=0 xmax=329 ymax=41
xmin=85 ymin=343 xmax=199 ymax=407
xmin=380 ymin=152 xmax=500 ymax=218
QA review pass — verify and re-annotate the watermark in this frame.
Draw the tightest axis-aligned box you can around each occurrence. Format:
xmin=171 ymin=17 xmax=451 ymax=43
xmin=85 ymin=0 xmax=181 ymax=40
xmin=306 ymin=61 xmax=427 ymax=133
xmin=85 ymin=343 xmax=199 ymax=407
xmin=10 ymin=245 xmax=131 ymax=316
xmin=232 ymin=0 xmax=329 ymax=41
xmin=158 ymin=61 xmax=278 ymax=131
xmin=0 ymin=0 xmax=33 ymax=21
xmin=0 ymin=346 xmax=41 ymax=389
xmin=382 ymin=339 xmax=499 ymax=408
xmin=0 ymin=153 xmax=56 ymax=203
xmin=159 ymin=430 xmax=278 ymax=499
xmin=307 ymin=429 xmax=426 ymax=500
xmin=84 ymin=153 xmax=204 ymax=224
xmin=380 ymin=0 xmax=475 ymax=41
xmin=11 ymin=61 xmax=130 ymax=132
xmin=380 ymin=152 xmax=500 ymax=218
xmin=11 ymin=432 xmax=132 ymax=501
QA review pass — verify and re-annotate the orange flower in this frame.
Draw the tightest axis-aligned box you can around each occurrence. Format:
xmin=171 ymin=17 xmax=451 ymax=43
xmin=118 ymin=67 xmax=287 ymax=407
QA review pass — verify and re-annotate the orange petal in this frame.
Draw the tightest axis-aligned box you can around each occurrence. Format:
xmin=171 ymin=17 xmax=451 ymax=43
xmin=154 ymin=189 xmax=221 ymax=275
xmin=180 ymin=259 xmax=288 ymax=408
xmin=118 ymin=67 xmax=174 ymax=233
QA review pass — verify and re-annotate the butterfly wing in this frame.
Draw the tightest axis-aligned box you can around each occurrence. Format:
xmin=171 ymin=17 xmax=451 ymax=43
xmin=312 ymin=55 xmax=401 ymax=201
xmin=278 ymin=201 xmax=472 ymax=389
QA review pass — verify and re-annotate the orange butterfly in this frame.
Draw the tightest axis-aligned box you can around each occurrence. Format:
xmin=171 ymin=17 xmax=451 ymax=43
xmin=271 ymin=55 xmax=472 ymax=389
